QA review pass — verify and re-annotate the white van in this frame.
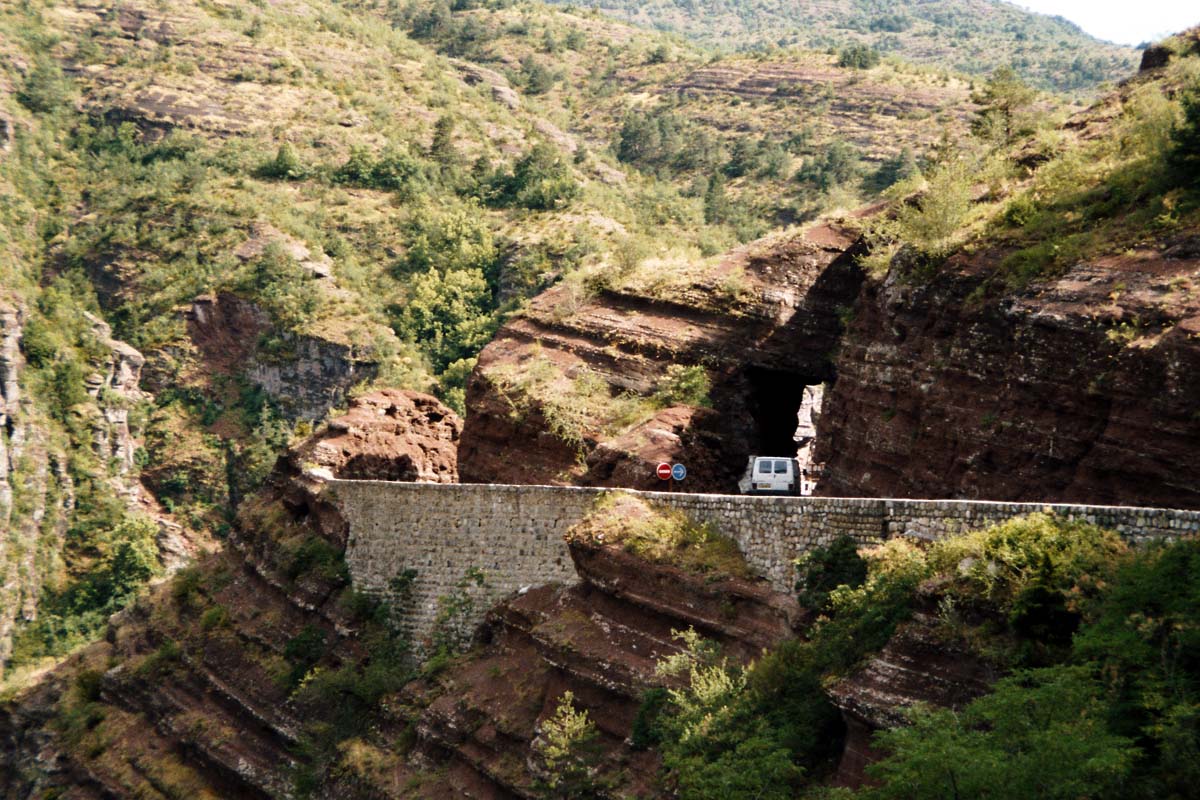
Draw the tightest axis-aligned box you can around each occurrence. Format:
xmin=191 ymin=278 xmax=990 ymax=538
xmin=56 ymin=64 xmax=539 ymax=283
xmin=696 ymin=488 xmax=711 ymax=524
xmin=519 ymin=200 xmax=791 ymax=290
xmin=743 ymin=456 xmax=799 ymax=496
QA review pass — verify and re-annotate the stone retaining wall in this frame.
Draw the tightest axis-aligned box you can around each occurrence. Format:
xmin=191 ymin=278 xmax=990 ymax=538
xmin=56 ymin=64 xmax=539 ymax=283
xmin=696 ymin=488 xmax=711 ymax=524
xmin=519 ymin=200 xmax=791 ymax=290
xmin=329 ymin=480 xmax=1200 ymax=642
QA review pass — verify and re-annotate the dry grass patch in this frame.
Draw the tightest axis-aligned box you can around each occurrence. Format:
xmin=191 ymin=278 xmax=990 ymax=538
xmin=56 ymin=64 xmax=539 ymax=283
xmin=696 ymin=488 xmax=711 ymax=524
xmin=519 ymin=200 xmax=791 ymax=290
xmin=569 ymin=493 xmax=753 ymax=580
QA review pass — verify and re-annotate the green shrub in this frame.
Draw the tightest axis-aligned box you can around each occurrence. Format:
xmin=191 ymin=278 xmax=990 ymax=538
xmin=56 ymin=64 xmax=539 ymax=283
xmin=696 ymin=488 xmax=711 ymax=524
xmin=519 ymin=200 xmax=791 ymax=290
xmin=333 ymin=145 xmax=426 ymax=195
xmin=136 ymin=639 xmax=181 ymax=679
xmin=892 ymin=158 xmax=975 ymax=257
xmin=283 ymin=624 xmax=328 ymax=688
xmin=929 ymin=513 xmax=1125 ymax=617
xmin=630 ymin=687 xmax=670 ymax=750
xmin=533 ymin=691 xmax=610 ymax=799
xmin=16 ymin=56 xmax=71 ymax=113
xmin=837 ymin=45 xmax=880 ymax=70
xmin=257 ymin=143 xmax=308 ymax=180
xmin=615 ymin=109 xmax=723 ymax=175
xmin=490 ymin=143 xmax=580 ymax=210
xmin=394 ymin=268 xmax=496 ymax=372
xmin=20 ymin=315 xmax=58 ymax=367
xmin=437 ymin=356 xmax=476 ymax=415
xmin=654 ymin=631 xmax=806 ymax=800
xmin=795 ymin=140 xmax=861 ymax=193
xmin=1169 ymin=82 xmax=1200 ymax=188
xmin=238 ymin=243 xmax=321 ymax=333
xmin=171 ymin=566 xmax=204 ymax=609
xmin=1071 ymin=540 xmax=1200 ymax=796
xmin=105 ymin=518 xmax=162 ymax=598
xmin=284 ymin=535 xmax=348 ymax=584
xmin=200 ymin=605 xmax=230 ymax=631
xmin=794 ymin=536 xmax=868 ymax=612
xmin=971 ymin=66 xmax=1037 ymax=143
xmin=864 ymin=666 xmax=1137 ymax=800
xmin=521 ymin=55 xmax=558 ymax=95
xmin=651 ymin=364 xmax=711 ymax=408
xmin=399 ymin=203 xmax=499 ymax=277
xmin=703 ymin=173 xmax=730 ymax=224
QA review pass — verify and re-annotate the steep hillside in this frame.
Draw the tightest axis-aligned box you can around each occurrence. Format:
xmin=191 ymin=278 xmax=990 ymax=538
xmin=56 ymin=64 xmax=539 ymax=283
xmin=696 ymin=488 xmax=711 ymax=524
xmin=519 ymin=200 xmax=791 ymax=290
xmin=0 ymin=0 xmax=989 ymax=681
xmin=0 ymin=392 xmax=800 ymax=798
xmin=405 ymin=2 xmax=979 ymax=224
xmin=461 ymin=30 xmax=1200 ymax=506
xmin=5 ymin=408 xmax=1197 ymax=798
xmin=541 ymin=0 xmax=1140 ymax=93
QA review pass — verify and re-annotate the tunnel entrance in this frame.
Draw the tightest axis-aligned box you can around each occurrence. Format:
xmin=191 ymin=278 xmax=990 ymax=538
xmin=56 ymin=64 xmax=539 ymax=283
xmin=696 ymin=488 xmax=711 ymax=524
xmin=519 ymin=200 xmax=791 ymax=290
xmin=744 ymin=367 xmax=823 ymax=457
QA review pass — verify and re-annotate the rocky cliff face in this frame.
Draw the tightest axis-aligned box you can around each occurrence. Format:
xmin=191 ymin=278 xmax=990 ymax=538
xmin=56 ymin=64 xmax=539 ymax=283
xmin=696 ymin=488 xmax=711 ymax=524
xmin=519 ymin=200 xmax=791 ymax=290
xmin=816 ymin=238 xmax=1200 ymax=508
xmin=184 ymin=292 xmax=383 ymax=424
xmin=391 ymin=539 xmax=800 ymax=799
xmin=460 ymin=223 xmax=868 ymax=491
xmin=0 ymin=390 xmax=463 ymax=799
xmin=0 ymin=298 xmax=209 ymax=677
xmin=0 ymin=301 xmax=70 ymax=675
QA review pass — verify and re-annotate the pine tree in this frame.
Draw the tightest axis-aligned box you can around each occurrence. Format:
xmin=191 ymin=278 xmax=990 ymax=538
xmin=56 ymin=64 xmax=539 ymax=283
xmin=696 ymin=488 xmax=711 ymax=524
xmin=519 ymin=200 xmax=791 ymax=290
xmin=703 ymin=174 xmax=730 ymax=224
xmin=430 ymin=115 xmax=458 ymax=164
xmin=1169 ymin=84 xmax=1200 ymax=187
xmin=971 ymin=66 xmax=1037 ymax=143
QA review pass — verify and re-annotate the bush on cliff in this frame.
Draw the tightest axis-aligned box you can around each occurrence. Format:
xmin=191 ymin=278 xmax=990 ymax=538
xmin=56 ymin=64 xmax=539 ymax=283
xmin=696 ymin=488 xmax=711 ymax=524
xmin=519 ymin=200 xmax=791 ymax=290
xmin=648 ymin=541 xmax=926 ymax=797
xmin=1169 ymin=82 xmax=1200 ymax=187
xmin=863 ymin=666 xmax=1137 ymax=800
xmin=647 ymin=516 xmax=1200 ymax=798
xmin=794 ymin=535 xmax=868 ymax=613
xmin=927 ymin=512 xmax=1127 ymax=666
xmin=651 ymin=364 xmax=712 ymax=408
xmin=860 ymin=538 xmax=1200 ymax=799
xmin=533 ymin=691 xmax=611 ymax=799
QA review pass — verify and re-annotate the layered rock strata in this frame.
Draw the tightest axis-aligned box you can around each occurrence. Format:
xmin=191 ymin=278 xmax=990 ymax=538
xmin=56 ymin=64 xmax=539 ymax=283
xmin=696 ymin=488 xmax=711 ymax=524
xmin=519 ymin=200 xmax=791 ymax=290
xmin=817 ymin=241 xmax=1200 ymax=508
xmin=460 ymin=224 xmax=868 ymax=490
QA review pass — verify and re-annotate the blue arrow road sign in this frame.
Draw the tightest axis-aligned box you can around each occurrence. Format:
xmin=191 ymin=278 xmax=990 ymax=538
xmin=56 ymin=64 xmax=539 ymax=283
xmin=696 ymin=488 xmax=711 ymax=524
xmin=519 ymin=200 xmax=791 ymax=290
xmin=671 ymin=463 xmax=687 ymax=481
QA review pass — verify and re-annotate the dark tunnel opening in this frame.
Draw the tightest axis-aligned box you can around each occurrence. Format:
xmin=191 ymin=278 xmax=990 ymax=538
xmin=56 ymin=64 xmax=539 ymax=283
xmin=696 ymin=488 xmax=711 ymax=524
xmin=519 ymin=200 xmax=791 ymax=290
xmin=744 ymin=367 xmax=824 ymax=457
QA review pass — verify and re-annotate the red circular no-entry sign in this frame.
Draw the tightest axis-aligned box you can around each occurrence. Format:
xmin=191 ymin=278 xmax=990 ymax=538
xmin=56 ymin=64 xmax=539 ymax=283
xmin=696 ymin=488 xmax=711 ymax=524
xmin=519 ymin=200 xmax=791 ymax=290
xmin=656 ymin=462 xmax=673 ymax=480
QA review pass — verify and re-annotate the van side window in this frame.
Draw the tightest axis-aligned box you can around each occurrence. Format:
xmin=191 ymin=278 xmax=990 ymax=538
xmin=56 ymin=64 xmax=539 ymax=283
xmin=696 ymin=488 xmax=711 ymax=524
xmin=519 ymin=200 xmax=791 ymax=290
xmin=774 ymin=460 xmax=790 ymax=474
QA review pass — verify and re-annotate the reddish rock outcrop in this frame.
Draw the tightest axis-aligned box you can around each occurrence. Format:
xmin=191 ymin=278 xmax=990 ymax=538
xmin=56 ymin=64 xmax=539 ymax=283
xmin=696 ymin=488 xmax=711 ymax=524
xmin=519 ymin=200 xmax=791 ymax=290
xmin=828 ymin=609 xmax=1000 ymax=787
xmin=816 ymin=242 xmax=1200 ymax=508
xmin=460 ymin=224 xmax=868 ymax=490
xmin=291 ymin=389 xmax=460 ymax=483
xmin=398 ymin=535 xmax=801 ymax=798
xmin=579 ymin=406 xmax=733 ymax=492
xmin=257 ymin=389 xmax=459 ymax=554
xmin=184 ymin=292 xmax=384 ymax=422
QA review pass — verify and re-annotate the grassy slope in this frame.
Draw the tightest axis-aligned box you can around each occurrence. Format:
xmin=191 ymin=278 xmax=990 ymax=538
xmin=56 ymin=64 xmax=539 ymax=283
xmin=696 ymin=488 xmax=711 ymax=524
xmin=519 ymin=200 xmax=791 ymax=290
xmin=541 ymin=0 xmax=1139 ymax=93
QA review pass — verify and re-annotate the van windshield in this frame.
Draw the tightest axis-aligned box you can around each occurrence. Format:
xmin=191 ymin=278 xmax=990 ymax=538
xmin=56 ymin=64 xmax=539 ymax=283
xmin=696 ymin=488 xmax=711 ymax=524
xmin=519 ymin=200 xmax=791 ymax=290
xmin=774 ymin=460 xmax=790 ymax=474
